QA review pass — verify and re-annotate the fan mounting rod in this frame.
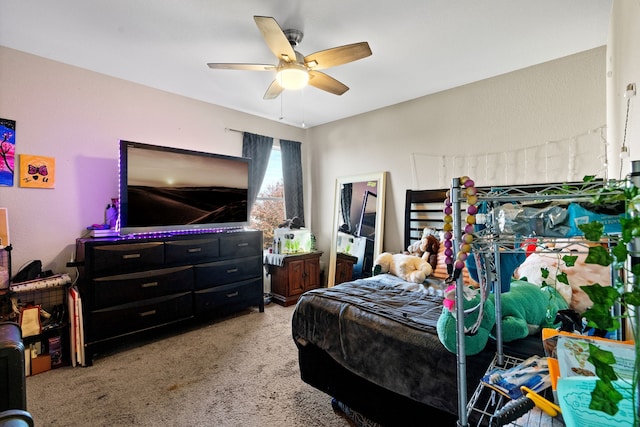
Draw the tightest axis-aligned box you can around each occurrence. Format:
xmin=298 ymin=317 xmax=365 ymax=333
xmin=283 ymin=29 xmax=303 ymax=47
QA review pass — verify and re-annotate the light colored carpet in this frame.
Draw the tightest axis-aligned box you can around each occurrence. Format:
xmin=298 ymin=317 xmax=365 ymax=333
xmin=25 ymin=303 xmax=354 ymax=427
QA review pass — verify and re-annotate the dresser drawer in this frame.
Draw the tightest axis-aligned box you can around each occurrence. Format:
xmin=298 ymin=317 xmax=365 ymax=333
xmin=220 ymin=232 xmax=262 ymax=258
xmin=193 ymin=255 xmax=262 ymax=289
xmin=193 ymin=278 xmax=262 ymax=315
xmin=91 ymin=242 xmax=164 ymax=275
xmin=89 ymin=292 xmax=193 ymax=342
xmin=92 ymin=266 xmax=193 ymax=309
xmin=165 ymin=238 xmax=219 ymax=264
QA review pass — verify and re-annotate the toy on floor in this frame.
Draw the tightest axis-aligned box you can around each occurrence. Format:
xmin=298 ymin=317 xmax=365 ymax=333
xmin=436 ymin=280 xmax=568 ymax=355
xmin=373 ymin=252 xmax=433 ymax=284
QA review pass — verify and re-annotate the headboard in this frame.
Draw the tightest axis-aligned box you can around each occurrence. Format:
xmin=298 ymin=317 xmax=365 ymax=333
xmin=404 ymin=187 xmax=481 ymax=285
xmin=403 ymin=188 xmax=448 ymax=249
xmin=404 ymin=186 xmax=492 ymax=249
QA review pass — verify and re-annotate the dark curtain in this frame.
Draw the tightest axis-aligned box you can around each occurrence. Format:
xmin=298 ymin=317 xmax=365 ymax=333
xmin=280 ymin=139 xmax=305 ymax=227
xmin=341 ymin=183 xmax=353 ymax=232
xmin=242 ymin=132 xmax=273 ymax=213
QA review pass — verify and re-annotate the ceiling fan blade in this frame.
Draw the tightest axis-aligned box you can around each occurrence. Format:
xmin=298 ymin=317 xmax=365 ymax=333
xmin=207 ymin=63 xmax=276 ymax=71
xmin=254 ymin=16 xmax=297 ymax=63
xmin=263 ymin=80 xmax=285 ymax=100
xmin=304 ymin=42 xmax=372 ymax=70
xmin=308 ymin=70 xmax=349 ymax=95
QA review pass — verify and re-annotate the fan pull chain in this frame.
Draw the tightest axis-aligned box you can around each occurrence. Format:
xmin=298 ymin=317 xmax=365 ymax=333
xmin=301 ymin=88 xmax=306 ymax=128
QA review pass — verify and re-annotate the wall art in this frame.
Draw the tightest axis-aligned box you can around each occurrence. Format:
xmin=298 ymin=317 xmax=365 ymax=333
xmin=19 ymin=154 xmax=55 ymax=189
xmin=0 ymin=118 xmax=16 ymax=187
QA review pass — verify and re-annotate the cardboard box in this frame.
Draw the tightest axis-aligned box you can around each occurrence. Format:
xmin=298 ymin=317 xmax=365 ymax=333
xmin=30 ymin=354 xmax=51 ymax=375
xmin=273 ymin=228 xmax=312 ymax=254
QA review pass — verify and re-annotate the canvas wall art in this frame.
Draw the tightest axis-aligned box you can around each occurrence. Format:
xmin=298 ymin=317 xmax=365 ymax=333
xmin=19 ymin=154 xmax=55 ymax=188
xmin=0 ymin=118 xmax=16 ymax=187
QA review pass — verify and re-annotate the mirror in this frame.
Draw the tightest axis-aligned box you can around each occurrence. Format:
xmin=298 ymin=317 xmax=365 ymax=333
xmin=327 ymin=172 xmax=387 ymax=287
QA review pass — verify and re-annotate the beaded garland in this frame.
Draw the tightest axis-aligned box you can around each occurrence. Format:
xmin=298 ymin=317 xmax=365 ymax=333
xmin=443 ymin=176 xmax=478 ymax=283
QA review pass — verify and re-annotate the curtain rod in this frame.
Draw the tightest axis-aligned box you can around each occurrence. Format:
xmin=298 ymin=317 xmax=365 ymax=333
xmin=224 ymin=127 xmax=301 ymax=143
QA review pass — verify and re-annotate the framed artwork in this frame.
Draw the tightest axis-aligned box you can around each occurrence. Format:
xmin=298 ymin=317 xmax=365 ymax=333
xmin=0 ymin=118 xmax=16 ymax=187
xmin=19 ymin=154 xmax=56 ymax=188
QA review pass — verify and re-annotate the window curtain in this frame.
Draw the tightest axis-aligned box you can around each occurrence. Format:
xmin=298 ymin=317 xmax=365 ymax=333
xmin=242 ymin=132 xmax=273 ymax=213
xmin=340 ymin=183 xmax=352 ymax=232
xmin=280 ymin=139 xmax=305 ymax=227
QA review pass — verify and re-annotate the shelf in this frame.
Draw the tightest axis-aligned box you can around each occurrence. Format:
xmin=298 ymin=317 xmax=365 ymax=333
xmin=450 ymin=178 xmax=625 ymax=426
xmin=475 ymin=180 xmax=624 ymax=203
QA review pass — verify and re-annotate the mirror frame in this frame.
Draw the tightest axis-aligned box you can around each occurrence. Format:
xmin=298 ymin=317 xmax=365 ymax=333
xmin=327 ymin=171 xmax=387 ymax=287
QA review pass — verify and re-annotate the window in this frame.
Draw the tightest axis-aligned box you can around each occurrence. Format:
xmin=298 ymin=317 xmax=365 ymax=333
xmin=250 ymin=145 xmax=285 ymax=248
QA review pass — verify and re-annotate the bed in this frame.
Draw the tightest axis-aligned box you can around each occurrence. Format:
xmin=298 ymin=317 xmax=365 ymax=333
xmin=291 ymin=188 xmax=547 ymax=426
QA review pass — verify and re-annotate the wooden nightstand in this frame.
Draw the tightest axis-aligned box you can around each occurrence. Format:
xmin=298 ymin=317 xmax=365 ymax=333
xmin=266 ymin=252 xmax=322 ymax=306
xmin=335 ymin=252 xmax=358 ymax=285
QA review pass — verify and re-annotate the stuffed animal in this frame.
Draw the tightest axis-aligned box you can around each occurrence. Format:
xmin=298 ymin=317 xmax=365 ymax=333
xmin=278 ymin=216 xmax=302 ymax=229
xmin=406 ymin=227 xmax=441 ymax=271
xmin=436 ymin=285 xmax=496 ymax=356
xmin=436 ymin=280 xmax=568 ymax=355
xmin=373 ymin=252 xmax=433 ymax=284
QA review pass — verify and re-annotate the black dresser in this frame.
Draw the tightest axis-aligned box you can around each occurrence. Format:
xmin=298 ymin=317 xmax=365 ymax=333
xmin=75 ymin=229 xmax=263 ymax=365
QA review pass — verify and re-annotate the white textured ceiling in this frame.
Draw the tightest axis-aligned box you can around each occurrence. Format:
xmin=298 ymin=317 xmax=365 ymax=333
xmin=0 ymin=0 xmax=611 ymax=128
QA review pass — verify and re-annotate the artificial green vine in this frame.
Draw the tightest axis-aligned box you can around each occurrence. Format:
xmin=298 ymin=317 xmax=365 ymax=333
xmin=576 ymin=184 xmax=639 ymax=424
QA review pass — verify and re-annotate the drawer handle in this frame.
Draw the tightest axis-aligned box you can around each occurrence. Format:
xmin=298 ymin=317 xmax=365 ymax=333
xmin=226 ymin=291 xmax=239 ymax=298
xmin=187 ymin=248 xmax=202 ymax=253
xmin=139 ymin=310 xmax=157 ymax=317
xmin=237 ymin=242 xmax=249 ymax=247
xmin=141 ymin=281 xmax=159 ymax=288
xmin=122 ymin=253 xmax=141 ymax=260
xmin=226 ymin=268 xmax=239 ymax=273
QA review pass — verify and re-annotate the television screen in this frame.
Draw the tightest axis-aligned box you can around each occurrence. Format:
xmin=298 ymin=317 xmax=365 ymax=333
xmin=119 ymin=140 xmax=250 ymax=235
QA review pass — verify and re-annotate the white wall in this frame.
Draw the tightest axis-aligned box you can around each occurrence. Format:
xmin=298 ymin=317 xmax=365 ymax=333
xmin=0 ymin=43 xmax=612 ymax=281
xmin=308 ymin=47 xmax=607 ymax=258
xmin=0 ymin=46 xmax=305 ymax=273
xmin=607 ymin=1 xmax=640 ymax=180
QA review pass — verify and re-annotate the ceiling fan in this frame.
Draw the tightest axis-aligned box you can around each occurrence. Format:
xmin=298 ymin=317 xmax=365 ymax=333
xmin=207 ymin=16 xmax=372 ymax=99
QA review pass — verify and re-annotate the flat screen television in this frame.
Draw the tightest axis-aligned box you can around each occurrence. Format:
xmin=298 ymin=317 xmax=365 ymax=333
xmin=118 ymin=140 xmax=251 ymax=235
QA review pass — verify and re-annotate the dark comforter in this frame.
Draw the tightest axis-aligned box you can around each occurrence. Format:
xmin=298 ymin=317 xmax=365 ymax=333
xmin=291 ymin=274 xmax=497 ymax=416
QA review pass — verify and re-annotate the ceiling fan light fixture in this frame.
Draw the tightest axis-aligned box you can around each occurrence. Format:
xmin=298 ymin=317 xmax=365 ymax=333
xmin=276 ymin=64 xmax=309 ymax=90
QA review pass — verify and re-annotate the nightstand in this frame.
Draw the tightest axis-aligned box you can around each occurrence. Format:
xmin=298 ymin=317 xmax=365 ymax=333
xmin=266 ymin=251 xmax=322 ymax=306
xmin=335 ymin=252 xmax=358 ymax=285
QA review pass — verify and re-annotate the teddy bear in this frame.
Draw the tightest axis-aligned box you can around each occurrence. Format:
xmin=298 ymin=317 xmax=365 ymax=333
xmin=405 ymin=227 xmax=440 ymax=271
xmin=373 ymin=252 xmax=433 ymax=284
xmin=436 ymin=279 xmax=568 ymax=355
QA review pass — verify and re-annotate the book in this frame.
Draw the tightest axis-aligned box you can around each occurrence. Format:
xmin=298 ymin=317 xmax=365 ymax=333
xmin=557 ymin=377 xmax=634 ymax=427
xmin=555 ymin=334 xmax=634 ymax=381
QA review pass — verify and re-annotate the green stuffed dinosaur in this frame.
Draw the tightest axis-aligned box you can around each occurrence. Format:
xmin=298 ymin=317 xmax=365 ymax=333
xmin=436 ymin=280 xmax=568 ymax=355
